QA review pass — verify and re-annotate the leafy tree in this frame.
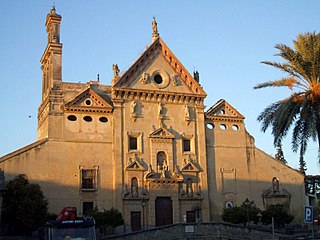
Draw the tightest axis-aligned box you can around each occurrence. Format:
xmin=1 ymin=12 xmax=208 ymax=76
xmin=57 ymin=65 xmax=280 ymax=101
xmin=1 ymin=174 xmax=48 ymax=235
xmin=88 ymin=207 xmax=124 ymax=233
xmin=222 ymin=201 xmax=261 ymax=225
xmin=254 ymin=32 xmax=320 ymax=171
xmin=275 ymin=143 xmax=287 ymax=164
xmin=261 ymin=204 xmax=294 ymax=229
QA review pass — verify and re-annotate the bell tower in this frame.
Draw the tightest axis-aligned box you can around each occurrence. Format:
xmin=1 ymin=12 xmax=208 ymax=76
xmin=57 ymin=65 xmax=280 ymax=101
xmin=38 ymin=6 xmax=64 ymax=140
xmin=40 ymin=6 xmax=62 ymax=99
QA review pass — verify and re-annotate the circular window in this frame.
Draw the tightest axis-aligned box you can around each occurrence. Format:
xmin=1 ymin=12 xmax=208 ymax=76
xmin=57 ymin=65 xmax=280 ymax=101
xmin=99 ymin=117 xmax=108 ymax=123
xmin=67 ymin=115 xmax=77 ymax=121
xmin=154 ymin=74 xmax=163 ymax=84
xmin=83 ymin=116 xmax=92 ymax=122
xmin=151 ymin=70 xmax=170 ymax=88
xmin=207 ymin=123 xmax=214 ymax=129
xmin=232 ymin=125 xmax=239 ymax=131
xmin=85 ymin=99 xmax=92 ymax=106
xmin=220 ymin=124 xmax=227 ymax=130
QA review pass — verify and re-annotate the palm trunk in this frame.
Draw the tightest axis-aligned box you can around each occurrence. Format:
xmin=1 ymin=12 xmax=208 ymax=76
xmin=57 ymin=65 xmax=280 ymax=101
xmin=316 ymin=120 xmax=320 ymax=163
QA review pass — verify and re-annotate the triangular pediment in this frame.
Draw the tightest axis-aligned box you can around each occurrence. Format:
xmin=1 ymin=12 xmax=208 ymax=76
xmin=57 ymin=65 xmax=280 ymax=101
xmin=262 ymin=187 xmax=291 ymax=198
xmin=181 ymin=160 xmax=201 ymax=172
xmin=149 ymin=126 xmax=175 ymax=139
xmin=205 ymin=99 xmax=244 ymax=121
xmin=126 ymin=160 xmax=146 ymax=171
xmin=113 ymin=38 xmax=206 ymax=96
xmin=64 ymin=88 xmax=113 ymax=113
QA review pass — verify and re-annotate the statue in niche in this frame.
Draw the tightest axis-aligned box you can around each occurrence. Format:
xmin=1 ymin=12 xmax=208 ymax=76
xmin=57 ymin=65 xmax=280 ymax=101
xmin=272 ymin=177 xmax=280 ymax=193
xmin=140 ymin=72 xmax=149 ymax=84
xmin=112 ymin=64 xmax=120 ymax=77
xmin=156 ymin=151 xmax=169 ymax=178
xmin=161 ymin=165 xmax=168 ymax=178
xmin=186 ymin=178 xmax=193 ymax=198
xmin=131 ymin=177 xmax=138 ymax=198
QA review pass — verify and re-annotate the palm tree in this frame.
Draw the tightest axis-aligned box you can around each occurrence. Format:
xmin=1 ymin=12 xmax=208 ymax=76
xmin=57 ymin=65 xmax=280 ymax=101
xmin=254 ymin=32 xmax=320 ymax=173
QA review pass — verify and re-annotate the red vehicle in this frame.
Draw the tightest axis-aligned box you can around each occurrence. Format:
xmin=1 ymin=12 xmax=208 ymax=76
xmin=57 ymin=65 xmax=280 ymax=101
xmin=46 ymin=207 xmax=96 ymax=240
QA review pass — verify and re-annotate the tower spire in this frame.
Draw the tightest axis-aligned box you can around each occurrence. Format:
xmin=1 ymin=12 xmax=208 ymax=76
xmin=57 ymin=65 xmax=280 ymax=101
xmin=152 ymin=17 xmax=159 ymax=42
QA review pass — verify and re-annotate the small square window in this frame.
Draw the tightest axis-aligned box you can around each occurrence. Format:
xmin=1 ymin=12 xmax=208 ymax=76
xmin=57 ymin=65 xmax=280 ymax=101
xmin=183 ymin=139 xmax=191 ymax=152
xmin=83 ymin=202 xmax=94 ymax=216
xmin=129 ymin=136 xmax=138 ymax=150
xmin=81 ymin=169 xmax=97 ymax=191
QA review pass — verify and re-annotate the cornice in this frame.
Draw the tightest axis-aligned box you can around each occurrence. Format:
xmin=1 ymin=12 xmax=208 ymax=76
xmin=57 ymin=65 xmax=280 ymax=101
xmin=64 ymin=106 xmax=113 ymax=114
xmin=40 ymin=43 xmax=62 ymax=63
xmin=205 ymin=115 xmax=244 ymax=123
xmin=112 ymin=88 xmax=205 ymax=105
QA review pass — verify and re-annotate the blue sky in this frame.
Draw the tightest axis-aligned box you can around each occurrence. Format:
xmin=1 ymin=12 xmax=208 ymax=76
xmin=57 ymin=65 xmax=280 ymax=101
xmin=0 ymin=1 xmax=319 ymax=175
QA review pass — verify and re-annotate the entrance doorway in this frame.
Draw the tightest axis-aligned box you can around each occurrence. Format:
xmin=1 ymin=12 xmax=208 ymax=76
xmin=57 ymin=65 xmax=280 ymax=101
xmin=155 ymin=197 xmax=173 ymax=226
xmin=131 ymin=211 xmax=141 ymax=231
xmin=186 ymin=211 xmax=196 ymax=223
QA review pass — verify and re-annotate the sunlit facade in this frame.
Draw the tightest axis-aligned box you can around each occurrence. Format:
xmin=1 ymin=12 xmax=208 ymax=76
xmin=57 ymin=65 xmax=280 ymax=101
xmin=0 ymin=7 xmax=306 ymax=229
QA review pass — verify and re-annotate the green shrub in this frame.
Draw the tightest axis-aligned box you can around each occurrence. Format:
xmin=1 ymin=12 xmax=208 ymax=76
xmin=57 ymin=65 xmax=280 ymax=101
xmin=261 ymin=204 xmax=294 ymax=229
xmin=88 ymin=207 xmax=124 ymax=230
xmin=1 ymin=174 xmax=48 ymax=235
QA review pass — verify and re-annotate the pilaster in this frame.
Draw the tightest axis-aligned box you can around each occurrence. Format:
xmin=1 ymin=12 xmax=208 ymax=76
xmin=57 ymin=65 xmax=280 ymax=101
xmin=195 ymin=105 xmax=210 ymax=222
xmin=112 ymin=100 xmax=124 ymax=213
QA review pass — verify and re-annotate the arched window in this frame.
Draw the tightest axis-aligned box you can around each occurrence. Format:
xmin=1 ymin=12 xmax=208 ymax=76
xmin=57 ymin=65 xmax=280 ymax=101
xmin=186 ymin=178 xmax=193 ymax=198
xmin=157 ymin=151 xmax=167 ymax=172
xmin=131 ymin=177 xmax=138 ymax=198
xmin=272 ymin=177 xmax=279 ymax=193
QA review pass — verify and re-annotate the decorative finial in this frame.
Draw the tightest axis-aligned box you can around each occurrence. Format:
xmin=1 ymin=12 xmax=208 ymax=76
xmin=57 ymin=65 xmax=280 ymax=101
xmin=193 ymin=70 xmax=200 ymax=83
xmin=97 ymin=74 xmax=100 ymax=82
xmin=50 ymin=3 xmax=56 ymax=14
xmin=152 ymin=17 xmax=159 ymax=42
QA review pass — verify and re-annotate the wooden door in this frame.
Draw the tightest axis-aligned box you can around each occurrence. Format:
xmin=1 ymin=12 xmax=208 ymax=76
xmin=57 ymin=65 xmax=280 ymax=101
xmin=186 ymin=211 xmax=196 ymax=223
xmin=131 ymin=211 xmax=141 ymax=232
xmin=155 ymin=197 xmax=173 ymax=226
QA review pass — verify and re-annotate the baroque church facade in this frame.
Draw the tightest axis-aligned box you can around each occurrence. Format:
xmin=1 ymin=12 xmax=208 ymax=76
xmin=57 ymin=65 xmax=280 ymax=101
xmin=0 ymin=7 xmax=306 ymax=228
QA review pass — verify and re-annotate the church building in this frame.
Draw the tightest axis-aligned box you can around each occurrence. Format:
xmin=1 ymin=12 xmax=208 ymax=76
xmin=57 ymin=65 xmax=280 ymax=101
xmin=0 ymin=7 xmax=306 ymax=229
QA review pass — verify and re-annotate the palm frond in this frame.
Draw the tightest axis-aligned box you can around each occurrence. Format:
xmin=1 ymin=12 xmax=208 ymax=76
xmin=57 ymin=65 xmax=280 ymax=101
xmin=256 ymin=32 xmax=320 ymax=165
xmin=257 ymin=102 xmax=280 ymax=132
xmin=254 ymin=78 xmax=308 ymax=91
xmin=275 ymin=44 xmax=313 ymax=82
xmin=261 ymin=61 xmax=302 ymax=79
xmin=257 ymin=97 xmax=301 ymax=146
xmin=271 ymin=98 xmax=300 ymax=146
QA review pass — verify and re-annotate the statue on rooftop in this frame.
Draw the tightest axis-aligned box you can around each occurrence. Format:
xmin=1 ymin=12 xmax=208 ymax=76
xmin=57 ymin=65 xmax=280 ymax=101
xmin=152 ymin=17 xmax=159 ymax=41
xmin=112 ymin=64 xmax=120 ymax=77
